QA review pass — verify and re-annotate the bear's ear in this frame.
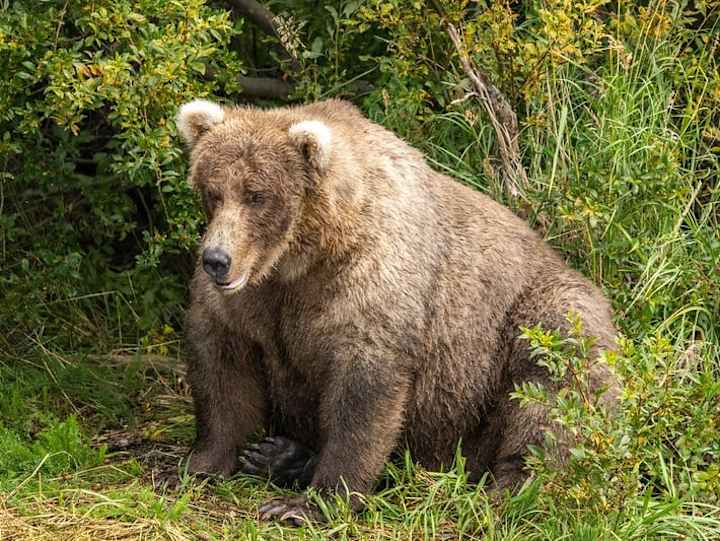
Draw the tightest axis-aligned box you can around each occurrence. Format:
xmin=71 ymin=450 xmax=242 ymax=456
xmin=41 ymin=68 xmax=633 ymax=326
xmin=176 ymin=99 xmax=225 ymax=147
xmin=288 ymin=120 xmax=332 ymax=174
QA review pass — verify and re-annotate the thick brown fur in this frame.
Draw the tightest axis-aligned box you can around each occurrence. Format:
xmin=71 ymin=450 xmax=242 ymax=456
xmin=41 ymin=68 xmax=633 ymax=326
xmin=178 ymin=98 xmax=619 ymax=520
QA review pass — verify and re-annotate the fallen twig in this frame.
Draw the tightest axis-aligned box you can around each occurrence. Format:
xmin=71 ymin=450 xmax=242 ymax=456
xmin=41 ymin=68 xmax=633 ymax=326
xmin=88 ymin=353 xmax=186 ymax=375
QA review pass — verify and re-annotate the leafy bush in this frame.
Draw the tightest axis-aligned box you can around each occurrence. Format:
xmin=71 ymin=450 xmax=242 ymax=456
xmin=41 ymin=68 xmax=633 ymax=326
xmin=516 ymin=318 xmax=719 ymax=513
xmin=1 ymin=0 xmax=245 ymax=345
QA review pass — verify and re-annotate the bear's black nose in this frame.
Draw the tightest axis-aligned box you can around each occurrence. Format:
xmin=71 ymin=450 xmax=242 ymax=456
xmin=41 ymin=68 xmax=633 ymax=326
xmin=202 ymin=247 xmax=231 ymax=283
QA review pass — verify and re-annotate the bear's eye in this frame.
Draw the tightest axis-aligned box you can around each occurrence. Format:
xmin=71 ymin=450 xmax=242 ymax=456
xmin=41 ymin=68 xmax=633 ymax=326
xmin=245 ymin=190 xmax=266 ymax=207
xmin=203 ymin=190 xmax=223 ymax=213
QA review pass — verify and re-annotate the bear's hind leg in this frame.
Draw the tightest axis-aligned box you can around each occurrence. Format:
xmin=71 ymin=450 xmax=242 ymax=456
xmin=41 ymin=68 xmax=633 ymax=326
xmin=487 ymin=280 xmax=621 ymax=490
xmin=485 ymin=397 xmax=553 ymax=491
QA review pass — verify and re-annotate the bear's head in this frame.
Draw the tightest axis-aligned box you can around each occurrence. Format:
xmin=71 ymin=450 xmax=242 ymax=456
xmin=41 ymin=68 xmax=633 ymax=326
xmin=177 ymin=99 xmax=336 ymax=293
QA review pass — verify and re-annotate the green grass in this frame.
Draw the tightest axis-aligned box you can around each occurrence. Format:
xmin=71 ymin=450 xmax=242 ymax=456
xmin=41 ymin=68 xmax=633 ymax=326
xmin=2 ymin=5 xmax=720 ymax=540
xmin=1 ymin=349 xmax=718 ymax=539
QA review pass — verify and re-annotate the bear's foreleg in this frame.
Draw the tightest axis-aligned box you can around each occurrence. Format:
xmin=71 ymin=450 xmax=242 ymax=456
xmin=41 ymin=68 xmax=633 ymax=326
xmin=258 ymin=346 xmax=410 ymax=524
xmin=185 ymin=304 xmax=267 ymax=478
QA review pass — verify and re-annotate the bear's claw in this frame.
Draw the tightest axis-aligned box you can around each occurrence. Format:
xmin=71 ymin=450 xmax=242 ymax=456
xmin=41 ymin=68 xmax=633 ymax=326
xmin=258 ymin=495 xmax=320 ymax=526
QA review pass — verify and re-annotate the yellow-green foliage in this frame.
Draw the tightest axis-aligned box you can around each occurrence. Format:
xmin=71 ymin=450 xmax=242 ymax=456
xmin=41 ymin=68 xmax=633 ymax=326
xmin=1 ymin=0 xmax=246 ymax=340
xmin=341 ymin=0 xmax=719 ymax=338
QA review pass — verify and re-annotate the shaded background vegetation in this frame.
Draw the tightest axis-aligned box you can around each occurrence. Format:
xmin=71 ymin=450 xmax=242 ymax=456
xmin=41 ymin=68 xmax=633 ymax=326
xmin=1 ymin=0 xmax=719 ymax=538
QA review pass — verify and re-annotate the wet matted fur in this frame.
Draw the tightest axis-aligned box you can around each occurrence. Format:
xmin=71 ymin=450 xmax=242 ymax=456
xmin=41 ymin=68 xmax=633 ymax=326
xmin=176 ymin=98 xmax=619 ymax=521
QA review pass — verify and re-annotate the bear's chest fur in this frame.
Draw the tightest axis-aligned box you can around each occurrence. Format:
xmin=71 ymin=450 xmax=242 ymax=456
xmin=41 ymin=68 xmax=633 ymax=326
xmin=219 ymin=274 xmax=358 ymax=443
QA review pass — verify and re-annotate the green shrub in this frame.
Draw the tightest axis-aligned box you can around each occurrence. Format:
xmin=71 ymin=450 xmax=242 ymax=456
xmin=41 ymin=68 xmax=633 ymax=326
xmin=1 ymin=0 xmax=245 ymax=345
xmin=516 ymin=319 xmax=719 ymax=513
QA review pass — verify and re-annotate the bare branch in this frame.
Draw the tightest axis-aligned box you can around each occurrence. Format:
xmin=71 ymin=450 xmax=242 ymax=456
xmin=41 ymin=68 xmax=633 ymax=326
xmin=236 ymin=75 xmax=293 ymax=98
xmin=428 ymin=0 xmax=528 ymax=197
xmin=204 ymin=64 xmax=294 ymax=98
xmin=224 ymin=0 xmax=300 ymax=71
xmin=225 ymin=0 xmax=277 ymax=38
xmin=446 ymin=23 xmax=528 ymax=197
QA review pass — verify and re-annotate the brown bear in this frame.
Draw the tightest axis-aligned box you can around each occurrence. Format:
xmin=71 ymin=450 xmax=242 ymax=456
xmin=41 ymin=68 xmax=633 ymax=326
xmin=176 ymin=98 xmax=619 ymax=524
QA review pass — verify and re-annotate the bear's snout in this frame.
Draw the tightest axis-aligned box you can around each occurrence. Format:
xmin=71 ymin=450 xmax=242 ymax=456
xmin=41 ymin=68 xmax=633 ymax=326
xmin=202 ymin=247 xmax=232 ymax=284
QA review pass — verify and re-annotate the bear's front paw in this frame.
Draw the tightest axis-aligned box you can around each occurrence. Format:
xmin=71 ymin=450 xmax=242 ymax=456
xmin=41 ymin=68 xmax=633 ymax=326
xmin=258 ymin=495 xmax=322 ymax=526
xmin=187 ymin=446 xmax=238 ymax=479
xmin=239 ymin=436 xmax=317 ymax=487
